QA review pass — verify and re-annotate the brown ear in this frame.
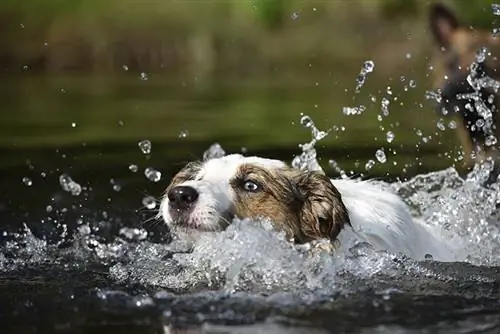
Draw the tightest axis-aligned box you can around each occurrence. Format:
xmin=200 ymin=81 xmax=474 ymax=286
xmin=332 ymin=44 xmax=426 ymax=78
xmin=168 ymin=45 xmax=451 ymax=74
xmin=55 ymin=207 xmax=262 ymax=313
xmin=293 ymin=171 xmax=350 ymax=243
xmin=429 ymin=3 xmax=459 ymax=49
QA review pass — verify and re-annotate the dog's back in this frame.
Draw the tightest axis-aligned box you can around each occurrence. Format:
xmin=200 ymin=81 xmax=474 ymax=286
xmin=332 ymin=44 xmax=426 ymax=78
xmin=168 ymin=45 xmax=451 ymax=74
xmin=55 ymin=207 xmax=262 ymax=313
xmin=333 ymin=178 xmax=455 ymax=261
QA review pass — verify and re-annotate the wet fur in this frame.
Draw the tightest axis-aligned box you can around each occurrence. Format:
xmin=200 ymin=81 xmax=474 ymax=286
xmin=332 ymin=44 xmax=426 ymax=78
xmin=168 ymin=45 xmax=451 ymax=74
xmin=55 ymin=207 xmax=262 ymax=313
xmin=230 ymin=164 xmax=350 ymax=244
xmin=161 ymin=154 xmax=454 ymax=261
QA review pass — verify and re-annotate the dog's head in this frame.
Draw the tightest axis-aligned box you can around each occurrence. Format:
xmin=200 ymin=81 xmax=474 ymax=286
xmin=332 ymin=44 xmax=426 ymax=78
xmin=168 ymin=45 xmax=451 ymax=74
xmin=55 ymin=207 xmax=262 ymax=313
xmin=429 ymin=3 xmax=500 ymax=130
xmin=160 ymin=154 xmax=350 ymax=243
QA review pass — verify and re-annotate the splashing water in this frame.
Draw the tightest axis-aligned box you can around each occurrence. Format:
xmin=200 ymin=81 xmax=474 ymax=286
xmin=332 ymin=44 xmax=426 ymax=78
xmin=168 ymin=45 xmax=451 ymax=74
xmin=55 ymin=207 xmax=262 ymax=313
xmin=59 ymin=173 xmax=82 ymax=196
xmin=203 ymin=142 xmax=226 ymax=161
xmin=144 ymin=167 xmax=162 ymax=183
xmin=2 ymin=134 xmax=500 ymax=332
xmin=291 ymin=115 xmax=328 ymax=173
xmin=138 ymin=139 xmax=152 ymax=155
xmin=492 ymin=4 xmax=500 ymax=16
xmin=355 ymin=60 xmax=375 ymax=93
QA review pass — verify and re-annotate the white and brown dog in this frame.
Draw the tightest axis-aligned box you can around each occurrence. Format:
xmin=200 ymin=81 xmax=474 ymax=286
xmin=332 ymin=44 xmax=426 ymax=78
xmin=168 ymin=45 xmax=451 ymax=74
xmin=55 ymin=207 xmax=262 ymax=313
xmin=160 ymin=154 xmax=453 ymax=261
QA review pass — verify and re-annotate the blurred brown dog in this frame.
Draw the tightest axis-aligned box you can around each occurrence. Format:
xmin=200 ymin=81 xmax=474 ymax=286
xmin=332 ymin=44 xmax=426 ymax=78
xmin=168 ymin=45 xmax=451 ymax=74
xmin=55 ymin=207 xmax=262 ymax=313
xmin=428 ymin=3 xmax=500 ymax=171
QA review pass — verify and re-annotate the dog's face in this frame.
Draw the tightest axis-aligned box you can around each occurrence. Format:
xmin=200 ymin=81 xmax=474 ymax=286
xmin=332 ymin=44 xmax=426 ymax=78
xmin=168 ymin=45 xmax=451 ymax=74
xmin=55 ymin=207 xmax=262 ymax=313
xmin=160 ymin=154 xmax=350 ymax=243
xmin=429 ymin=4 xmax=500 ymax=147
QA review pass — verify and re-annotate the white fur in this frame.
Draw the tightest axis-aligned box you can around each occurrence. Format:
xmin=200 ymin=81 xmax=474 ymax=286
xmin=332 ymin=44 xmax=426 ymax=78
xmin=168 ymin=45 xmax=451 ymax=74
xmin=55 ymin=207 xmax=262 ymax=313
xmin=332 ymin=179 xmax=454 ymax=261
xmin=161 ymin=154 xmax=453 ymax=261
xmin=160 ymin=154 xmax=287 ymax=231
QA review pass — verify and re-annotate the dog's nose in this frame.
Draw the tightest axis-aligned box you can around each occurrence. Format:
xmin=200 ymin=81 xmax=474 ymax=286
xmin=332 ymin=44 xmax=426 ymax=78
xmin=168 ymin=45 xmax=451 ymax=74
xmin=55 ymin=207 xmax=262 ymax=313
xmin=167 ymin=185 xmax=199 ymax=210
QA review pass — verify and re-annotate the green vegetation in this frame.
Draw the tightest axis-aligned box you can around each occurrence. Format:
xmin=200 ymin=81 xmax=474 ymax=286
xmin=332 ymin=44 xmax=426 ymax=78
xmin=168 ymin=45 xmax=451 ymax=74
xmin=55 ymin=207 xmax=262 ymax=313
xmin=0 ymin=0 xmax=498 ymax=177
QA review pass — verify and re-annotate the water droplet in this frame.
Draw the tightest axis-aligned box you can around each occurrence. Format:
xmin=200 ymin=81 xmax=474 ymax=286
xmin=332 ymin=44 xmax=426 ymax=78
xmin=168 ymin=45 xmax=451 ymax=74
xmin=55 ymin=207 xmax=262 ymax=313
xmin=300 ymin=115 xmax=314 ymax=128
xmin=448 ymin=120 xmax=457 ymax=129
xmin=203 ymin=143 xmax=226 ymax=161
xmin=22 ymin=177 xmax=32 ymax=186
xmin=363 ymin=60 xmax=375 ymax=73
xmin=406 ymin=53 xmax=412 ymax=59
xmin=110 ymin=179 xmax=121 ymax=192
xmin=129 ymin=164 xmax=139 ymax=173
xmin=178 ymin=130 xmax=189 ymax=139
xmin=436 ymin=119 xmax=446 ymax=131
xmin=328 ymin=159 xmax=341 ymax=171
xmin=365 ymin=159 xmax=376 ymax=171
xmin=343 ymin=105 xmax=366 ymax=115
xmin=375 ymin=149 xmax=387 ymax=163
xmin=476 ymin=50 xmax=488 ymax=66
xmin=409 ymin=80 xmax=416 ymax=88
xmin=381 ymin=98 xmax=390 ymax=116
xmin=118 ymin=120 xmax=124 ymax=126
xmin=46 ymin=205 xmax=53 ymax=213
xmin=486 ymin=135 xmax=498 ymax=147
xmin=314 ymin=130 xmax=328 ymax=141
xmin=123 ymin=65 xmax=129 ymax=71
xmin=493 ymin=4 xmax=500 ymax=15
xmin=144 ymin=167 xmax=162 ymax=182
xmin=142 ymin=196 xmax=157 ymax=209
xmin=138 ymin=140 xmax=151 ymax=154
xmin=119 ymin=227 xmax=148 ymax=241
xmin=71 ymin=122 xmax=77 ymax=128
xmin=140 ymin=72 xmax=148 ymax=81
xmin=386 ymin=131 xmax=395 ymax=143
xmin=355 ymin=60 xmax=375 ymax=92
xmin=23 ymin=65 xmax=29 ymax=71
xmin=290 ymin=12 xmax=299 ymax=20
xmin=59 ymin=174 xmax=82 ymax=196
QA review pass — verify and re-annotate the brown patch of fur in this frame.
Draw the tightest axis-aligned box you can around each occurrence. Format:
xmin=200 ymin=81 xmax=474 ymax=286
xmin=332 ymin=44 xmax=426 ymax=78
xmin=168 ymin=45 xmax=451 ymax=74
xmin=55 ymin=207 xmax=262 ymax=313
xmin=230 ymin=164 xmax=350 ymax=244
xmin=429 ymin=3 xmax=500 ymax=168
xmin=165 ymin=161 xmax=202 ymax=193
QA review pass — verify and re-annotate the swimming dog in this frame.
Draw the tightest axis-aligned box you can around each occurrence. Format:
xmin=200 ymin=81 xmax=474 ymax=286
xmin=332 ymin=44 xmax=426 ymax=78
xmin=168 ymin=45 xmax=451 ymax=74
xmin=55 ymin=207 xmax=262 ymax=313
xmin=160 ymin=154 xmax=452 ymax=261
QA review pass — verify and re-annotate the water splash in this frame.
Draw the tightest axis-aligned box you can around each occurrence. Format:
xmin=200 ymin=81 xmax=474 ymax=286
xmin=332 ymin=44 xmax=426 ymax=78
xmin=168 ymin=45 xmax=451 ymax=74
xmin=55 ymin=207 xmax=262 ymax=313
xmin=144 ymin=167 xmax=162 ymax=182
xmin=142 ymin=196 xmax=157 ymax=209
xmin=59 ymin=173 xmax=82 ymax=196
xmin=203 ymin=143 xmax=226 ymax=161
xmin=492 ymin=4 xmax=500 ymax=16
xmin=392 ymin=165 xmax=500 ymax=266
xmin=291 ymin=115 xmax=328 ymax=173
xmin=355 ymin=60 xmax=375 ymax=93
xmin=342 ymin=105 xmax=366 ymax=116
xmin=138 ymin=140 xmax=152 ymax=155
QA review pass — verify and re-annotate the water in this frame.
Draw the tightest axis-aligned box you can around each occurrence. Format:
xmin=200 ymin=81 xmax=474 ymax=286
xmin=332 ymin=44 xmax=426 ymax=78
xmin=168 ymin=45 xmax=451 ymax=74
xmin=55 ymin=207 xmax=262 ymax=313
xmin=1 ymin=131 xmax=500 ymax=333
xmin=1 ymin=58 xmax=500 ymax=333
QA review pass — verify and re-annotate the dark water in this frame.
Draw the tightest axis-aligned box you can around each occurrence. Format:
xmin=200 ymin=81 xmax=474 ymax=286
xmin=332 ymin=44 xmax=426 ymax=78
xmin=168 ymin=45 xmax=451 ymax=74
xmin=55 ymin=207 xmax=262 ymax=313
xmin=1 ymin=74 xmax=499 ymax=333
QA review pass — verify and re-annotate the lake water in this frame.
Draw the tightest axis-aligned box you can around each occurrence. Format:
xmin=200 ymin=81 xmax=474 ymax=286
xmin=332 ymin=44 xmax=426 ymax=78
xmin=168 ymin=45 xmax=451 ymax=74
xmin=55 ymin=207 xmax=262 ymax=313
xmin=0 ymin=73 xmax=499 ymax=333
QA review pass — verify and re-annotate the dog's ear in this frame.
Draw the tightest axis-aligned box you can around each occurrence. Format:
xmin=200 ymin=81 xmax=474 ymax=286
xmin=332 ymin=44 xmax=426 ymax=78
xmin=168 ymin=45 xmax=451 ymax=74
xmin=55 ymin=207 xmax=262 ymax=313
xmin=293 ymin=171 xmax=350 ymax=243
xmin=429 ymin=3 xmax=459 ymax=49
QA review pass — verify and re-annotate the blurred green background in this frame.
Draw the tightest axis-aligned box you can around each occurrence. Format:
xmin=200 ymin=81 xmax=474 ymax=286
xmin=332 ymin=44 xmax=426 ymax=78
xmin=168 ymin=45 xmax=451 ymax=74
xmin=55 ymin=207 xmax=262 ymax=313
xmin=1 ymin=0 xmax=498 ymax=180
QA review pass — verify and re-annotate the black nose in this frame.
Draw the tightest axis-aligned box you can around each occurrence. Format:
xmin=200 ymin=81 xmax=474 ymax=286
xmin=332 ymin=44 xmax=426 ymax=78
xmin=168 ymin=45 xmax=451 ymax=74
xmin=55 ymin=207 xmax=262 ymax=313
xmin=167 ymin=186 xmax=199 ymax=210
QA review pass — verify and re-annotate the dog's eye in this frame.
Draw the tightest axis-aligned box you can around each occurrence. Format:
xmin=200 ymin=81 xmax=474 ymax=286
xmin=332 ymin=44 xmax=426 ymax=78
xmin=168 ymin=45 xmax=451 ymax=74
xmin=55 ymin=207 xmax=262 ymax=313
xmin=243 ymin=180 xmax=261 ymax=192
